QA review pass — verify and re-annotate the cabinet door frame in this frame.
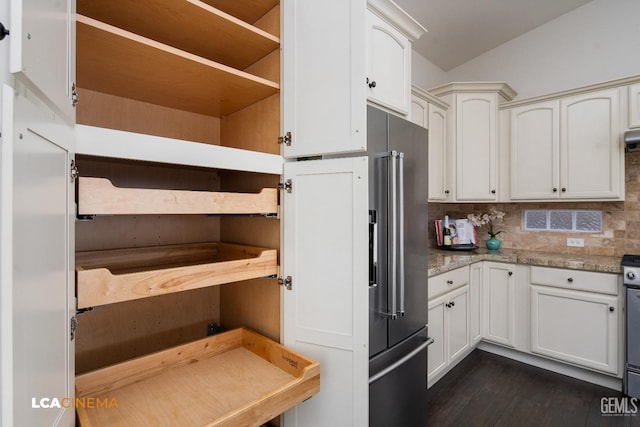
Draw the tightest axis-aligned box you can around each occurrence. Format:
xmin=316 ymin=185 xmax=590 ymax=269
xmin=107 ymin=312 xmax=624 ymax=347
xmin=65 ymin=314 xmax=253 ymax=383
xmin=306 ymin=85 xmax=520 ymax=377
xmin=447 ymin=284 xmax=470 ymax=363
xmin=530 ymin=284 xmax=619 ymax=375
xmin=427 ymin=295 xmax=448 ymax=384
xmin=428 ymin=102 xmax=448 ymax=201
xmin=469 ymin=263 xmax=483 ymax=345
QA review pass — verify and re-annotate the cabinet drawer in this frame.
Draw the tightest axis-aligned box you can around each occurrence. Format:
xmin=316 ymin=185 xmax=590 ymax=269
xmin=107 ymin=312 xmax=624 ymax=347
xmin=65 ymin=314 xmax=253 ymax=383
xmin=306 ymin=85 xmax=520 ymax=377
xmin=429 ymin=266 xmax=470 ymax=300
xmin=530 ymin=266 xmax=620 ymax=295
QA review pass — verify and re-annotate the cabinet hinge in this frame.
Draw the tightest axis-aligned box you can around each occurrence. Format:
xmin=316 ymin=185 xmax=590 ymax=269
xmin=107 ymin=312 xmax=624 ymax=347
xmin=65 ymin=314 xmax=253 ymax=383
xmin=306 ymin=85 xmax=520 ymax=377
xmin=71 ymin=82 xmax=78 ymax=107
xmin=278 ymin=131 xmax=292 ymax=146
xmin=278 ymin=275 xmax=293 ymax=290
xmin=70 ymin=159 xmax=79 ymax=182
xmin=278 ymin=179 xmax=293 ymax=193
xmin=70 ymin=316 xmax=77 ymax=341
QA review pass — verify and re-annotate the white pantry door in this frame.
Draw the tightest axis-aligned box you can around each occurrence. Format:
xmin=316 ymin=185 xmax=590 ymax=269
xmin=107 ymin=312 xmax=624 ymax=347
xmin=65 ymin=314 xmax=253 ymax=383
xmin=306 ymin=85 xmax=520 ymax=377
xmin=10 ymin=0 xmax=75 ymax=122
xmin=282 ymin=157 xmax=369 ymax=427
xmin=1 ymin=85 xmax=75 ymax=427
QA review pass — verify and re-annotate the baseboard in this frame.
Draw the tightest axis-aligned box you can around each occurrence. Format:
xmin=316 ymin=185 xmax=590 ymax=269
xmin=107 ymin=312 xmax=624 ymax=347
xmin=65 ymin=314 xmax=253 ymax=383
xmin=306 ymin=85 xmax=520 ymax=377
xmin=477 ymin=341 xmax=622 ymax=392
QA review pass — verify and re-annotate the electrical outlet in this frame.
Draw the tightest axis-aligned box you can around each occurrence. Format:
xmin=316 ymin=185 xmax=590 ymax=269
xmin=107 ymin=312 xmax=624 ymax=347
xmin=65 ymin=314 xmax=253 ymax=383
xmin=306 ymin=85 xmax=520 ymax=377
xmin=567 ymin=238 xmax=584 ymax=247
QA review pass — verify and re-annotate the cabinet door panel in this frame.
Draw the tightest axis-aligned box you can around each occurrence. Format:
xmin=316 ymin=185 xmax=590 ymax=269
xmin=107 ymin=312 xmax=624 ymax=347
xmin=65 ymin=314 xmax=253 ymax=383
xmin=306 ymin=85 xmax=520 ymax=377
xmin=630 ymin=84 xmax=640 ymax=128
xmin=483 ymin=262 xmax=515 ymax=347
xmin=469 ymin=263 xmax=482 ymax=344
xmin=367 ymin=11 xmax=410 ymax=115
xmin=560 ymin=89 xmax=621 ymax=198
xmin=427 ymin=297 xmax=447 ymax=384
xmin=510 ymin=101 xmax=559 ymax=199
xmin=456 ymin=94 xmax=496 ymax=201
xmin=282 ymin=0 xmax=366 ymax=158
xmin=3 ymin=87 xmax=75 ymax=427
xmin=530 ymin=285 xmax=618 ymax=375
xmin=428 ymin=103 xmax=448 ymax=201
xmin=282 ymin=157 xmax=368 ymax=426
xmin=448 ymin=286 xmax=470 ymax=363
xmin=10 ymin=0 xmax=75 ymax=122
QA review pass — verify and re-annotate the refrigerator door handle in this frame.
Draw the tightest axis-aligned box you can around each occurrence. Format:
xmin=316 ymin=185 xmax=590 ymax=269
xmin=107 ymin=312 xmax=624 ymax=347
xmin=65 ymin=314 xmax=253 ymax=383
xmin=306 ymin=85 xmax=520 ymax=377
xmin=397 ymin=152 xmax=405 ymax=317
xmin=387 ymin=151 xmax=398 ymax=320
xmin=369 ymin=210 xmax=378 ymax=288
xmin=369 ymin=337 xmax=435 ymax=384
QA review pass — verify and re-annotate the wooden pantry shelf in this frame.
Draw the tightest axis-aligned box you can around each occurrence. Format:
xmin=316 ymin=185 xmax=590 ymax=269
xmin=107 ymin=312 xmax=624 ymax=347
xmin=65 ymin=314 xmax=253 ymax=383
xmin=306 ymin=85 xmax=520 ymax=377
xmin=201 ymin=0 xmax=279 ymax=25
xmin=77 ymin=0 xmax=279 ymax=70
xmin=76 ymin=242 xmax=277 ymax=308
xmin=76 ymin=14 xmax=279 ymax=117
xmin=75 ymin=328 xmax=320 ymax=427
xmin=78 ymin=177 xmax=278 ymax=215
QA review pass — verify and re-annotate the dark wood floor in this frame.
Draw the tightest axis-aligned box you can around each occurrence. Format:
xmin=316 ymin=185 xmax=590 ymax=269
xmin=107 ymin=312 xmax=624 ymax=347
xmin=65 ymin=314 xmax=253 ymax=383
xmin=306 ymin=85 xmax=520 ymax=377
xmin=428 ymin=350 xmax=640 ymax=427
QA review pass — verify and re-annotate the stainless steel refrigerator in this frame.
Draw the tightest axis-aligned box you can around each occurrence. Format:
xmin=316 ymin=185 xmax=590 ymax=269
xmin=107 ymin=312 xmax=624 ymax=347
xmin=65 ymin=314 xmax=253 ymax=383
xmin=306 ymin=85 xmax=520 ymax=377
xmin=367 ymin=105 xmax=431 ymax=426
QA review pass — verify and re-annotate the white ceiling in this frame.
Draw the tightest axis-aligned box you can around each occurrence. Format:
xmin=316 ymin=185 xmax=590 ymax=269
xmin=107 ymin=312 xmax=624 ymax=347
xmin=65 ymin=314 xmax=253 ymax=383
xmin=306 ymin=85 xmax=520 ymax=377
xmin=393 ymin=0 xmax=593 ymax=71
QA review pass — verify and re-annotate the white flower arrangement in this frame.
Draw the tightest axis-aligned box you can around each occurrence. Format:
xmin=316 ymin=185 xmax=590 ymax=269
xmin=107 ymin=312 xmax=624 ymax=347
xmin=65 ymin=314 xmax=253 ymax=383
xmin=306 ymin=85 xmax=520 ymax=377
xmin=467 ymin=207 xmax=506 ymax=239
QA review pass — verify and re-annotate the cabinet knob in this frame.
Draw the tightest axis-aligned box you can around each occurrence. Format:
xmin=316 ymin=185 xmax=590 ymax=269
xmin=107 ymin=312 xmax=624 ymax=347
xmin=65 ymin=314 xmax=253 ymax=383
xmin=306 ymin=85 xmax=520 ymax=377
xmin=567 ymin=277 xmax=573 ymax=283
xmin=0 ymin=22 xmax=9 ymax=41
xmin=444 ymin=190 xmax=450 ymax=195
xmin=553 ymin=187 xmax=558 ymax=193
xmin=446 ymin=280 xmax=454 ymax=285
xmin=561 ymin=187 xmax=567 ymax=192
xmin=491 ymin=189 xmax=496 ymax=194
xmin=508 ymin=271 xmax=513 ymax=276
xmin=609 ymin=306 xmax=615 ymax=312
xmin=450 ymin=301 xmax=455 ymax=307
xmin=366 ymin=78 xmax=377 ymax=89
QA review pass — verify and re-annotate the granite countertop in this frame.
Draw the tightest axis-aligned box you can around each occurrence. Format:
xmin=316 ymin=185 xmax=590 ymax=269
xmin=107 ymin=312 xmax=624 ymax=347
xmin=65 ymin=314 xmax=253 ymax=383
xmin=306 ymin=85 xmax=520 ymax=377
xmin=428 ymin=247 xmax=622 ymax=277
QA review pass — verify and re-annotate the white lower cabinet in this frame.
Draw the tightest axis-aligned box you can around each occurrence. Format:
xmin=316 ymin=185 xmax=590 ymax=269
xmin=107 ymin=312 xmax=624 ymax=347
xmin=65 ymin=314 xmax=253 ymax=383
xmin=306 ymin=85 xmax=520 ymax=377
xmin=469 ymin=262 xmax=483 ymax=345
xmin=482 ymin=262 xmax=516 ymax=347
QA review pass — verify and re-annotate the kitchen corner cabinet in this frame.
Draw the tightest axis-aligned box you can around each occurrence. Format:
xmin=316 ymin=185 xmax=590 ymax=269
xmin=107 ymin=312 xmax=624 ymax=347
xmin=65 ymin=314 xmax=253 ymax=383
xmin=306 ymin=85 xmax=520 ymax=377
xmin=630 ymin=84 xmax=640 ymax=128
xmin=508 ymin=88 xmax=623 ymax=201
xmin=410 ymin=86 xmax=450 ymax=201
xmin=366 ymin=0 xmax=426 ymax=116
xmin=482 ymin=262 xmax=516 ymax=348
xmin=429 ymin=82 xmax=516 ymax=202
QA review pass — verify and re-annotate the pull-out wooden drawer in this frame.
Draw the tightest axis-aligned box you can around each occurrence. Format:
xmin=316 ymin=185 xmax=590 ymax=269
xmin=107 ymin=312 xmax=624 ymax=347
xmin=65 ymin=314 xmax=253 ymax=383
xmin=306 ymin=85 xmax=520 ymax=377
xmin=429 ymin=265 xmax=470 ymax=300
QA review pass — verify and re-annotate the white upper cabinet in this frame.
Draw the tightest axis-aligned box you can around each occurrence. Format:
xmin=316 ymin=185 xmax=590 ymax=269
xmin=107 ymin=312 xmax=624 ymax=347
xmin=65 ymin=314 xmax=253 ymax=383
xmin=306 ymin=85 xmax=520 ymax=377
xmin=560 ymin=88 xmax=622 ymax=199
xmin=10 ymin=0 xmax=76 ymax=123
xmin=430 ymin=83 xmax=516 ymax=202
xmin=507 ymin=87 xmax=623 ymax=201
xmin=366 ymin=0 xmax=425 ymax=117
xmin=411 ymin=86 xmax=450 ymax=201
xmin=630 ymin=83 xmax=640 ymax=128
xmin=282 ymin=0 xmax=367 ymax=158
xmin=510 ymin=100 xmax=560 ymax=199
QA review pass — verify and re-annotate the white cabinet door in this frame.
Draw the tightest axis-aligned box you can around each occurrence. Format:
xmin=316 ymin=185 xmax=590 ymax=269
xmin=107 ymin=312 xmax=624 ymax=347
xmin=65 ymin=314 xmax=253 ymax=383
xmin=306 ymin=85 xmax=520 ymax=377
xmin=282 ymin=157 xmax=369 ymax=427
xmin=456 ymin=93 xmax=497 ymax=201
xmin=410 ymin=94 xmax=428 ymax=128
xmin=427 ymin=296 xmax=447 ymax=384
xmin=428 ymin=103 xmax=449 ymax=201
xmin=483 ymin=262 xmax=516 ymax=347
xmin=530 ymin=285 xmax=619 ymax=375
xmin=510 ymin=101 xmax=560 ymax=200
xmin=366 ymin=10 xmax=410 ymax=115
xmin=282 ymin=0 xmax=366 ymax=158
xmin=447 ymin=285 xmax=470 ymax=363
xmin=629 ymin=84 xmax=640 ymax=128
xmin=560 ymin=88 xmax=621 ymax=199
xmin=10 ymin=0 xmax=75 ymax=122
xmin=469 ymin=262 xmax=483 ymax=345
xmin=2 ymin=86 xmax=75 ymax=427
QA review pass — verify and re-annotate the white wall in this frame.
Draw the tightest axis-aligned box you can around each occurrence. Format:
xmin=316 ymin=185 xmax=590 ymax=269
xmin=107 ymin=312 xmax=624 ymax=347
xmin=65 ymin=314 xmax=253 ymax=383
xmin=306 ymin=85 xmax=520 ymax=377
xmin=412 ymin=51 xmax=448 ymax=90
xmin=422 ymin=0 xmax=640 ymax=100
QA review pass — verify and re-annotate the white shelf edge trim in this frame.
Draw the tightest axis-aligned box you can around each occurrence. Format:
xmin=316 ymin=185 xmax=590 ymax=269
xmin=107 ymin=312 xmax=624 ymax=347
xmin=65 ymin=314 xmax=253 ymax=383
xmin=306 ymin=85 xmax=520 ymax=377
xmin=76 ymin=125 xmax=283 ymax=175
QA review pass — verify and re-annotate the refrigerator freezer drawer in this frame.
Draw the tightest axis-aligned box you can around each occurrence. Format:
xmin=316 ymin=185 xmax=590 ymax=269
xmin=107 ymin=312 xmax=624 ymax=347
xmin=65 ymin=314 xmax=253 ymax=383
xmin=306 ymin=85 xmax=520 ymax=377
xmin=626 ymin=370 xmax=640 ymax=399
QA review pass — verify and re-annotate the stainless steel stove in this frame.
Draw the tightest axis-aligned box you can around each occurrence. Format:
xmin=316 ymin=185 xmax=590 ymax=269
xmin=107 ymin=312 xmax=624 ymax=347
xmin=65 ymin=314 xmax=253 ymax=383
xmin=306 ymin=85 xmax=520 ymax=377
xmin=621 ymin=254 xmax=640 ymax=398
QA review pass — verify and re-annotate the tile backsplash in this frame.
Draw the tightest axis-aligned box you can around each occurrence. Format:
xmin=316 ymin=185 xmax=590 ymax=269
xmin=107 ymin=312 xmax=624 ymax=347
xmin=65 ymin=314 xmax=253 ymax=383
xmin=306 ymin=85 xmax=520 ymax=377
xmin=428 ymin=151 xmax=640 ymax=257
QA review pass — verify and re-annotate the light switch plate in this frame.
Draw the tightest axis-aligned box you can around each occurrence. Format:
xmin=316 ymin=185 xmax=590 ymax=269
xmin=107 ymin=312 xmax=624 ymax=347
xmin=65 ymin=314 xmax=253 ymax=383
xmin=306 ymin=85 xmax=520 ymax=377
xmin=567 ymin=238 xmax=584 ymax=247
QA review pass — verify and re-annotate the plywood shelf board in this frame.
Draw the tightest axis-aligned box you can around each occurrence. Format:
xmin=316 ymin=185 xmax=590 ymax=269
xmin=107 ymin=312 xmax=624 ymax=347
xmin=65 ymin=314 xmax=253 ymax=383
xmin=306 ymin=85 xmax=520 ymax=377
xmin=75 ymin=125 xmax=284 ymax=175
xmin=201 ymin=0 xmax=279 ymax=25
xmin=77 ymin=0 xmax=279 ymax=70
xmin=76 ymin=242 xmax=277 ymax=308
xmin=78 ymin=177 xmax=277 ymax=215
xmin=75 ymin=328 xmax=320 ymax=427
xmin=76 ymin=15 xmax=279 ymax=117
